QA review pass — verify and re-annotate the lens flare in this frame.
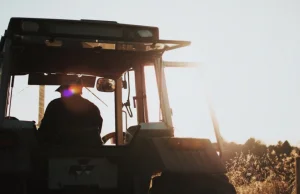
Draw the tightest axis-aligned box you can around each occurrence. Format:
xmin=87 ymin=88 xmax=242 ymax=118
xmin=62 ymin=89 xmax=74 ymax=97
xmin=61 ymin=86 xmax=82 ymax=97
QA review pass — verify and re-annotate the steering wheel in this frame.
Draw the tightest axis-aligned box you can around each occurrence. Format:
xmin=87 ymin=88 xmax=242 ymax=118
xmin=102 ymin=132 xmax=127 ymax=144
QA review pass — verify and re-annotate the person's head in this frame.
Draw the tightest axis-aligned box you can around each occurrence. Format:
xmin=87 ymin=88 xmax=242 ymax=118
xmin=55 ymin=81 xmax=83 ymax=98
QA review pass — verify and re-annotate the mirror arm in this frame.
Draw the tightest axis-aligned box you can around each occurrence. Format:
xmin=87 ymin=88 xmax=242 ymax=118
xmin=122 ymin=71 xmax=133 ymax=118
xmin=122 ymin=73 xmax=128 ymax=89
xmin=123 ymin=100 xmax=133 ymax=118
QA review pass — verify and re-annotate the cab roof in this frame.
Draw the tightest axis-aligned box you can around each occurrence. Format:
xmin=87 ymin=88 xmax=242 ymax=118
xmin=3 ymin=17 xmax=191 ymax=78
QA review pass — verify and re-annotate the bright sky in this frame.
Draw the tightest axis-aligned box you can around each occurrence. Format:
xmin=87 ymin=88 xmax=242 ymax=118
xmin=1 ymin=0 xmax=300 ymax=146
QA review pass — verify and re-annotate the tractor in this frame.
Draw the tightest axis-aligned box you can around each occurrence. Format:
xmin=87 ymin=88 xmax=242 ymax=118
xmin=0 ymin=17 xmax=236 ymax=194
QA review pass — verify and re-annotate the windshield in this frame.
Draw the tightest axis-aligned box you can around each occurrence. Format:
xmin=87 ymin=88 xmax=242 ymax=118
xmin=7 ymin=66 xmax=216 ymax=143
xmin=164 ymin=67 xmax=217 ymax=142
xmin=8 ymin=74 xmax=116 ymax=136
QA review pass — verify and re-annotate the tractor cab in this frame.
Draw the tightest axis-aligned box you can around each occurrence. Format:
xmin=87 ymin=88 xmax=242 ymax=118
xmin=0 ymin=18 xmax=235 ymax=194
xmin=0 ymin=18 xmax=190 ymax=145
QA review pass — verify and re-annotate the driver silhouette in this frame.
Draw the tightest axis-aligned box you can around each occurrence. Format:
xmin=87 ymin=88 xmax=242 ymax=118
xmin=37 ymin=81 xmax=103 ymax=146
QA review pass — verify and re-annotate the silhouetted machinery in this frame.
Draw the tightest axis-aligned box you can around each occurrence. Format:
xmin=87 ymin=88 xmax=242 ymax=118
xmin=0 ymin=17 xmax=236 ymax=194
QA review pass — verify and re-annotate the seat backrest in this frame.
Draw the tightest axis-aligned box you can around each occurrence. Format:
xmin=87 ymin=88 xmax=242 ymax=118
xmin=0 ymin=119 xmax=38 ymax=174
xmin=1 ymin=119 xmax=38 ymax=148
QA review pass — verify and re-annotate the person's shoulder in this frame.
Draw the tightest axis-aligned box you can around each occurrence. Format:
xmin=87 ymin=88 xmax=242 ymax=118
xmin=48 ymin=98 xmax=63 ymax=106
xmin=82 ymin=98 xmax=100 ymax=109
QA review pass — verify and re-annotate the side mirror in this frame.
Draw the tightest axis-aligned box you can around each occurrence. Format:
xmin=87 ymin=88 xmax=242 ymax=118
xmin=96 ymin=78 xmax=115 ymax=92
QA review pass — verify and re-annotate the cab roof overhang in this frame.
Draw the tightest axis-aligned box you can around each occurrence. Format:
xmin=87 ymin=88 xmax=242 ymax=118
xmin=10 ymin=45 xmax=159 ymax=79
xmin=4 ymin=17 xmax=191 ymax=79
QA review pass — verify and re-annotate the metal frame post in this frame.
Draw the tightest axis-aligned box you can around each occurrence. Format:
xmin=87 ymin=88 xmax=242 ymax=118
xmin=154 ymin=57 xmax=173 ymax=130
xmin=114 ymin=77 xmax=123 ymax=145
xmin=38 ymin=85 xmax=45 ymax=126
xmin=134 ymin=65 xmax=146 ymax=124
xmin=141 ymin=67 xmax=149 ymax=123
xmin=0 ymin=39 xmax=12 ymax=124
